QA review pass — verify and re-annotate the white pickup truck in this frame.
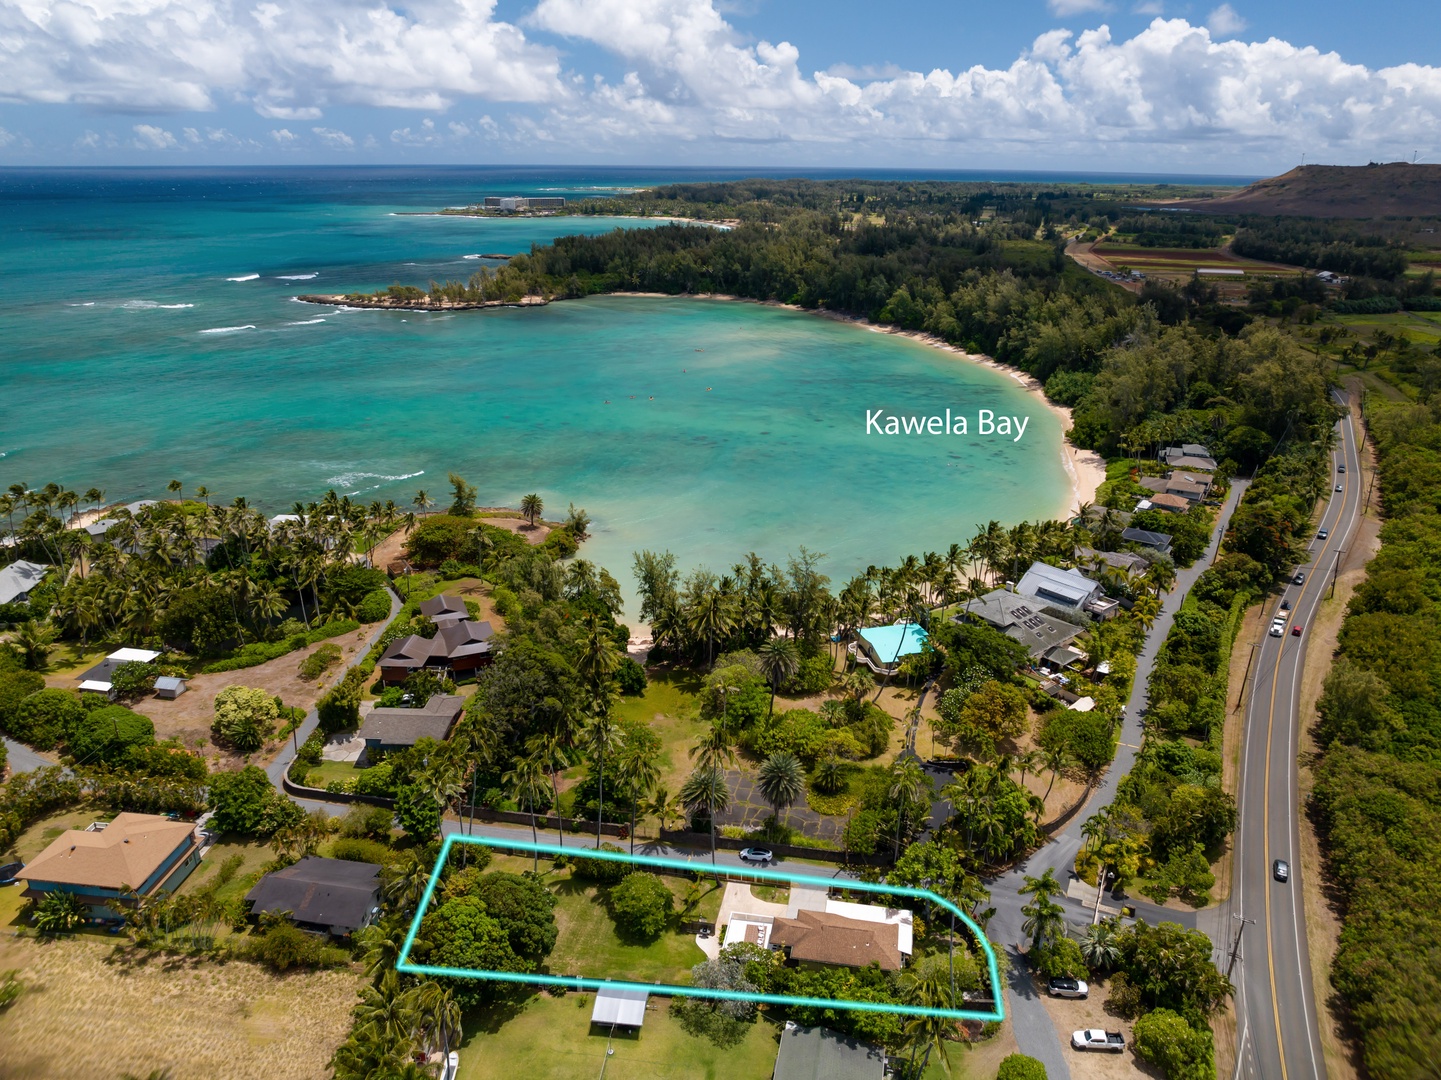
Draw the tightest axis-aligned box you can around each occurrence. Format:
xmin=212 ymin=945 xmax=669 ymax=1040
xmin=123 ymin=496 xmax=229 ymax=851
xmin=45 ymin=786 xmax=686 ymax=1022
xmin=1071 ymin=1029 xmax=1126 ymax=1052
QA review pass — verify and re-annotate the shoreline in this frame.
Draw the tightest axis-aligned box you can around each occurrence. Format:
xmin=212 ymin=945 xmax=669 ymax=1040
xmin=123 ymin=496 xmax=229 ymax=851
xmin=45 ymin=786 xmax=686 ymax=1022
xmin=610 ymin=291 xmax=1105 ymax=519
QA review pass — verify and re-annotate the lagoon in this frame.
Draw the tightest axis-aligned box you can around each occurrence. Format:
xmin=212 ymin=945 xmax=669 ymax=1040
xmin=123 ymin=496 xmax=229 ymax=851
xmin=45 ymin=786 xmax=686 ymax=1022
xmin=0 ymin=168 xmax=1072 ymax=615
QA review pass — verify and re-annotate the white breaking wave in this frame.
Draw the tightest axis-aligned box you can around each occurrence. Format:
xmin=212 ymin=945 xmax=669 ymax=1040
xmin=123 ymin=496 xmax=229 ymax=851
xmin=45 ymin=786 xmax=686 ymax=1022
xmin=121 ymin=300 xmax=194 ymax=310
xmin=323 ymin=469 xmax=425 ymax=491
xmin=277 ymin=273 xmax=318 ymax=280
xmin=225 ymin=273 xmax=260 ymax=282
xmin=199 ymin=324 xmax=256 ymax=334
xmin=287 ymin=318 xmax=326 ymax=325
xmin=67 ymin=302 xmax=96 ymax=307
xmin=462 ymin=254 xmax=482 ymax=259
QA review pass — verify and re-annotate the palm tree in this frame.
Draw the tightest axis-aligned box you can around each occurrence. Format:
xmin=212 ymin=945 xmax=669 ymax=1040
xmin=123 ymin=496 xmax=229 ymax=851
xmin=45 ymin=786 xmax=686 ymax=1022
xmin=409 ymin=979 xmax=463 ymax=1059
xmin=679 ymin=765 xmax=730 ymax=864
xmin=1018 ymin=866 xmax=1064 ymax=905
xmin=888 ymin=756 xmax=928 ymax=861
xmin=1040 ymin=745 xmax=1074 ymax=804
xmin=385 ymin=851 xmax=435 ymax=917
xmin=582 ymin=714 xmax=625 ymax=848
xmin=166 ymin=479 xmax=182 ymax=497
xmin=1078 ymin=918 xmax=1123 ymax=971
xmin=756 ymin=636 xmax=800 ymax=716
xmin=503 ymin=752 xmax=550 ymax=870
xmin=686 ymin=584 xmax=735 ymax=667
xmin=576 ymin=611 xmax=622 ymax=710
xmin=756 ymin=752 xmax=805 ymax=832
xmin=616 ymin=742 xmax=661 ymax=854
xmin=520 ymin=492 xmax=543 ymax=527
xmin=12 ymin=620 xmax=57 ymax=670
xmin=1013 ymin=748 xmax=1042 ymax=790
xmin=357 ymin=920 xmax=408 ymax=979
xmin=901 ymin=966 xmax=956 ymax=1078
xmin=688 ymin=722 xmax=735 ymax=774
xmin=528 ymin=731 xmax=572 ymax=848
xmin=1020 ymin=894 xmax=1067 ymax=951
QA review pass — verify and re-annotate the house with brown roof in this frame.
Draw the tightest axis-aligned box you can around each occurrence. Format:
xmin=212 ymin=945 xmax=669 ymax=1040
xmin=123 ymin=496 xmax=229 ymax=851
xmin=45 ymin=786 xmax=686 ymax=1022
xmin=378 ymin=618 xmax=495 ymax=684
xmin=770 ymin=909 xmax=906 ymax=971
xmin=358 ymin=693 xmax=464 ymax=752
xmin=418 ymin=594 xmax=471 ymax=627
xmin=18 ymin=812 xmax=201 ymax=921
xmin=1146 ymin=493 xmax=1192 ymax=514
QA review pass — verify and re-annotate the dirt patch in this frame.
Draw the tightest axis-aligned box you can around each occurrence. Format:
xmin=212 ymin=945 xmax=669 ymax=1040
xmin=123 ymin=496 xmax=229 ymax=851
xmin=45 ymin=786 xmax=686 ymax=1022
xmin=1035 ymin=975 xmax=1163 ymax=1080
xmin=126 ymin=627 xmax=374 ymax=756
xmin=479 ymin=511 xmax=551 ymax=546
xmin=1291 ymin=396 xmax=1382 ymax=1080
xmin=0 ymin=935 xmax=361 ymax=1080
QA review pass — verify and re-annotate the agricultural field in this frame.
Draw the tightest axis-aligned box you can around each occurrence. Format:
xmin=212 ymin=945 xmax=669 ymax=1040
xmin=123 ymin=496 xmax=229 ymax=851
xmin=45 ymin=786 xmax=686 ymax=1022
xmin=1332 ymin=309 xmax=1441 ymax=346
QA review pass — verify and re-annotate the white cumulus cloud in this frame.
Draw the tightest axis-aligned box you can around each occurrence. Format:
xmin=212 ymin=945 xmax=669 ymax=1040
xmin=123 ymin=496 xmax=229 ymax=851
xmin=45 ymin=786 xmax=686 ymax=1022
xmin=1207 ymin=3 xmax=1247 ymax=37
xmin=311 ymin=126 xmax=354 ymax=148
xmin=1049 ymin=0 xmax=1111 ymax=14
xmin=270 ymin=128 xmax=296 ymax=143
xmin=132 ymin=124 xmax=177 ymax=149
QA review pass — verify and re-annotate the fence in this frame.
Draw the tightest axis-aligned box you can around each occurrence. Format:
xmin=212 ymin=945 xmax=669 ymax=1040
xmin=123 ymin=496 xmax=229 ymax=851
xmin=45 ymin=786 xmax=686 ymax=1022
xmin=656 ymin=829 xmax=890 ymax=868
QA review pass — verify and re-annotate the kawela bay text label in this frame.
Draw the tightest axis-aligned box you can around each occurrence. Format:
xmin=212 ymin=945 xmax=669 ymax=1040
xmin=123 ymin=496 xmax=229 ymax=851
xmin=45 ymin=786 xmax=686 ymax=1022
xmin=866 ymin=409 xmax=1031 ymax=441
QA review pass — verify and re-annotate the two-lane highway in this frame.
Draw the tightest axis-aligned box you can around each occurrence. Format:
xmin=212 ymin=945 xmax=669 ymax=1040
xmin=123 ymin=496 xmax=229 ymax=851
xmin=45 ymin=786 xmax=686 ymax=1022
xmin=1232 ymin=393 xmax=1363 ymax=1080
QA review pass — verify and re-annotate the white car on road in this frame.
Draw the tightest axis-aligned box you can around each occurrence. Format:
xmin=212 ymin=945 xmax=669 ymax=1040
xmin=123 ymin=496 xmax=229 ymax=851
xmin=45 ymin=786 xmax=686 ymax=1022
xmin=1269 ymin=617 xmax=1286 ymax=637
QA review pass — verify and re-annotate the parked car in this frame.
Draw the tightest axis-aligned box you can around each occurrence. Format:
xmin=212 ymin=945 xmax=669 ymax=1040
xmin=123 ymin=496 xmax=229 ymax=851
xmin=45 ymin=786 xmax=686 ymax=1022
xmin=1049 ymin=977 xmax=1089 ymax=999
xmin=1292 ymin=623 xmax=1304 ymax=637
xmin=1274 ymin=859 xmax=1290 ymax=882
xmin=1269 ymin=618 xmax=1285 ymax=638
xmin=1294 ymin=571 xmax=1306 ymax=585
xmin=738 ymin=847 xmax=773 ymax=865
xmin=1072 ymin=1029 xmax=1126 ymax=1053
xmin=1317 ymin=528 xmax=1329 ymax=540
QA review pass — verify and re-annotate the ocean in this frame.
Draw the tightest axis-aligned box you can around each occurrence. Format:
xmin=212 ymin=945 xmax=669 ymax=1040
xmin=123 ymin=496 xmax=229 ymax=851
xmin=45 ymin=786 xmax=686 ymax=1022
xmin=1 ymin=167 xmax=1092 ymax=615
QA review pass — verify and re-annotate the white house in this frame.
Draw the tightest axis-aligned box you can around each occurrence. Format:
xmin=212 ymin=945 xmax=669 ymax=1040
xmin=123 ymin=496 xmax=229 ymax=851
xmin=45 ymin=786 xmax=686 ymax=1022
xmin=0 ymin=560 xmax=49 ymax=606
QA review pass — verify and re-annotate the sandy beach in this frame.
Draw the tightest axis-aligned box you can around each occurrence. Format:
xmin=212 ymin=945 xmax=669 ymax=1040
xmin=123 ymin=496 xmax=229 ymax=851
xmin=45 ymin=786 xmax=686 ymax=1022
xmin=619 ymin=292 xmax=1106 ymax=520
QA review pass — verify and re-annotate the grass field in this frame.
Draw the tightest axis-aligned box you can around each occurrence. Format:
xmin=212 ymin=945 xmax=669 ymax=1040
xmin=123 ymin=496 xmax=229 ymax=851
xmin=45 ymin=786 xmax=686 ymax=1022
xmin=1334 ymin=310 xmax=1441 ymax=345
xmin=0 ymin=933 xmax=362 ymax=1080
xmin=175 ymin=835 xmax=276 ymax=904
xmin=302 ymin=759 xmax=365 ymax=788
xmin=454 ymin=993 xmax=782 ymax=1080
xmin=612 ymin=669 xmax=705 ymax=799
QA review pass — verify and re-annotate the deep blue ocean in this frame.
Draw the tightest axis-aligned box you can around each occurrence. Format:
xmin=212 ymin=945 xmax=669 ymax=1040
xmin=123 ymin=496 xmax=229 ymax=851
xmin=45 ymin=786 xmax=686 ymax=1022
xmin=0 ymin=167 xmax=1181 ymax=613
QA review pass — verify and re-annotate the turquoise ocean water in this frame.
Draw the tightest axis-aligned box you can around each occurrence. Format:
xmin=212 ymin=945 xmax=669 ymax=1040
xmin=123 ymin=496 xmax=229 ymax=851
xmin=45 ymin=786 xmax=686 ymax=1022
xmin=1 ymin=168 xmax=1075 ymax=616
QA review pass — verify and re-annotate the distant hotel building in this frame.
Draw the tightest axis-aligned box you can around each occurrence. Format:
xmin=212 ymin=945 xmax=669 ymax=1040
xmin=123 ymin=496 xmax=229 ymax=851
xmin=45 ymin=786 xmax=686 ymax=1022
xmin=481 ymin=196 xmax=567 ymax=211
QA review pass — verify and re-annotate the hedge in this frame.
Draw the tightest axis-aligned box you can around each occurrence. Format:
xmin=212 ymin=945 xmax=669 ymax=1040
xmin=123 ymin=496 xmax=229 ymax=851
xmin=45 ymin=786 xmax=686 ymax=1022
xmin=200 ymin=620 xmax=360 ymax=674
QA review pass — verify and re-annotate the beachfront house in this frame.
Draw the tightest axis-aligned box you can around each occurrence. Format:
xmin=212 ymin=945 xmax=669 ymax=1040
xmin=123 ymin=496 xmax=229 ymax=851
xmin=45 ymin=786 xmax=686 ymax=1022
xmin=245 ymin=855 xmax=382 ymax=937
xmin=1075 ymin=547 xmax=1150 ymax=576
xmin=357 ymin=693 xmax=464 ymax=753
xmin=963 ymin=590 xmax=1085 ymax=664
xmin=0 ymin=560 xmax=49 ymax=606
xmin=1014 ymin=561 xmax=1106 ymax=615
xmin=378 ymin=603 xmax=495 ymax=684
xmin=849 ymin=622 xmax=928 ymax=676
xmin=1143 ymin=493 xmax=1192 ymax=514
xmin=18 ymin=813 xmax=202 ymax=921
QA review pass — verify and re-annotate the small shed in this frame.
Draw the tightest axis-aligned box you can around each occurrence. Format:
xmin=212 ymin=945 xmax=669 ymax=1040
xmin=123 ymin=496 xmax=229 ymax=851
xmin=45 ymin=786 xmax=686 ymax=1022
xmin=154 ymin=676 xmax=188 ymax=700
xmin=1070 ymin=696 xmax=1096 ymax=712
xmin=591 ymin=986 xmax=649 ymax=1029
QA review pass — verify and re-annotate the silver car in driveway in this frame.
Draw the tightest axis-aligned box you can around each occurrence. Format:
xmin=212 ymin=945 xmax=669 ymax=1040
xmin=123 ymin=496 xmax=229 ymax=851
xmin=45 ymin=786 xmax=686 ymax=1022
xmin=1049 ymin=977 xmax=1089 ymax=999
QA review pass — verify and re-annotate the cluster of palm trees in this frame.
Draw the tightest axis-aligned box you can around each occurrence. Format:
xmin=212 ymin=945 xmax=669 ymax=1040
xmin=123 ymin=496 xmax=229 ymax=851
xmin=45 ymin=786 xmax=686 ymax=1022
xmin=3 ymin=479 xmax=415 ymax=654
xmin=331 ymin=971 xmax=462 ymax=1080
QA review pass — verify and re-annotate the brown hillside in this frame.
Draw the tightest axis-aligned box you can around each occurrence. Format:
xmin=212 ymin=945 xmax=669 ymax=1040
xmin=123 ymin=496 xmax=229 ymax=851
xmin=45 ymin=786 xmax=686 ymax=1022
xmin=1164 ymin=163 xmax=1441 ymax=218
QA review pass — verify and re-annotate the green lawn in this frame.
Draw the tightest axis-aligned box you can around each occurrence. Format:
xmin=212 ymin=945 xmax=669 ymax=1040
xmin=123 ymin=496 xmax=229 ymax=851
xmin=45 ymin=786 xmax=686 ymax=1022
xmin=455 ymin=993 xmax=783 ymax=1080
xmin=612 ymin=670 xmax=705 ymax=801
xmin=545 ymin=875 xmax=708 ymax=984
xmin=1334 ymin=310 xmax=1441 ymax=344
xmin=175 ymin=835 xmax=276 ymax=904
xmin=303 ymin=759 xmax=364 ymax=788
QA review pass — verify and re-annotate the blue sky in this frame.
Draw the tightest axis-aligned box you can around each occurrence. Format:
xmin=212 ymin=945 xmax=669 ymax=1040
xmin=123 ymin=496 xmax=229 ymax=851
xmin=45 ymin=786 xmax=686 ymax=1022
xmin=1 ymin=0 xmax=1438 ymax=173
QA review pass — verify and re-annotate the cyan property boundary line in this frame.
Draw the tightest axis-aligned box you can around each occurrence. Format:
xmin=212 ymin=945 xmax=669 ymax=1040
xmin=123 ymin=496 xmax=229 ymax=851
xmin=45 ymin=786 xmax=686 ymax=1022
xmin=396 ymin=834 xmax=1006 ymax=1023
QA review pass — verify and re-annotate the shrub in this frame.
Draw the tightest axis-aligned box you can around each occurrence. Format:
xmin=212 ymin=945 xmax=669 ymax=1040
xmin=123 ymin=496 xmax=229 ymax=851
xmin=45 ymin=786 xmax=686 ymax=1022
xmin=10 ymin=688 xmax=84 ymax=750
xmin=1031 ymin=936 xmax=1087 ymax=979
xmin=609 ymin=872 xmax=674 ymax=941
xmin=298 ymin=643 xmax=343 ymax=681
xmin=491 ymin=585 xmax=520 ymax=619
xmin=211 ymin=685 xmax=279 ymax=752
xmin=339 ymin=805 xmax=395 ymax=841
xmin=32 ymin=890 xmax=87 ymax=933
xmin=0 ymin=669 xmax=46 ymax=736
xmin=1132 ymin=1008 xmax=1215 ymax=1080
xmin=208 ymin=765 xmax=303 ymax=836
xmin=356 ymin=588 xmax=391 ymax=623
xmin=997 ymin=1053 xmax=1048 ymax=1080
xmin=570 ymin=843 xmax=633 ymax=883
xmin=67 ymin=706 xmax=155 ymax=764
xmin=789 ymin=653 xmax=835 ymax=694
xmin=199 ymin=620 xmax=359 ymax=674
xmin=354 ymin=762 xmax=398 ymax=797
xmin=395 ymin=784 xmax=440 ymax=839
xmin=295 ymin=731 xmax=324 ymax=767
xmin=331 ymin=837 xmax=394 ymax=865
xmin=250 ymin=921 xmax=323 ymax=971
xmin=616 ymin=657 xmax=648 ymax=695
xmin=317 ymin=667 xmax=367 ymax=734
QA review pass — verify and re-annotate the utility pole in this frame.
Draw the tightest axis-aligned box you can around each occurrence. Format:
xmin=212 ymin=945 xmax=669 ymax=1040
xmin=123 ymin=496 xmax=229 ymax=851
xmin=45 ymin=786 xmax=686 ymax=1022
xmin=1330 ymin=551 xmax=1345 ymax=600
xmin=1227 ymin=915 xmax=1254 ymax=980
xmin=1233 ymin=642 xmax=1260 ymax=713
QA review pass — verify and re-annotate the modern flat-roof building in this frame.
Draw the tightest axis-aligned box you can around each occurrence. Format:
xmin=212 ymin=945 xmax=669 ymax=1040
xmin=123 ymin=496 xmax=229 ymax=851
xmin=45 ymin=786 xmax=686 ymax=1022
xmin=245 ymin=855 xmax=382 ymax=936
xmin=19 ymin=813 xmax=201 ymax=920
xmin=0 ymin=560 xmax=49 ymax=605
xmin=851 ymin=622 xmax=928 ymax=675
xmin=357 ymin=693 xmax=464 ymax=752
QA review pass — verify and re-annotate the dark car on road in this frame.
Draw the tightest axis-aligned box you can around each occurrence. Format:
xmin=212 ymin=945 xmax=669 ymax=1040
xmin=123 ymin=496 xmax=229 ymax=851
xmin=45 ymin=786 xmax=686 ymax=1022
xmin=1274 ymin=859 xmax=1290 ymax=882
